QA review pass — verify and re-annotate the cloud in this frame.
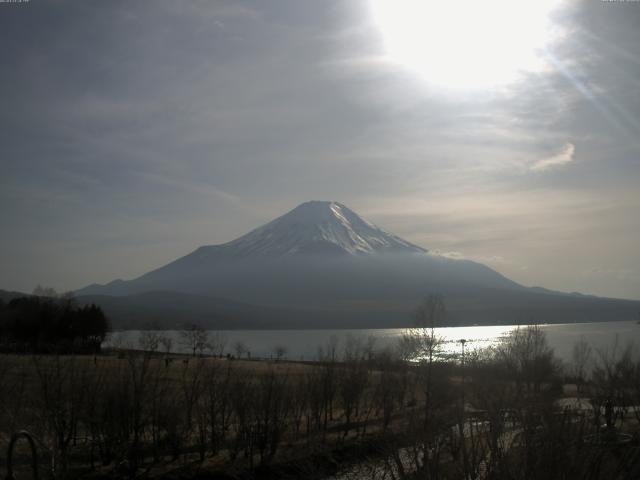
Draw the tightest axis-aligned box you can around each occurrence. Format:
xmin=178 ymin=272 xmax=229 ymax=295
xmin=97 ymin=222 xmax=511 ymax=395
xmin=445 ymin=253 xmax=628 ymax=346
xmin=432 ymin=250 xmax=465 ymax=260
xmin=1 ymin=0 xmax=640 ymax=299
xmin=530 ymin=142 xmax=576 ymax=171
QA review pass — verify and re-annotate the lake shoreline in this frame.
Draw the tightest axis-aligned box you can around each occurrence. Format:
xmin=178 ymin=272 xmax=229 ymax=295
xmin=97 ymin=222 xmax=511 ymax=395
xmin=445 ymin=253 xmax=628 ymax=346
xmin=105 ymin=320 xmax=640 ymax=364
xmin=108 ymin=318 xmax=638 ymax=332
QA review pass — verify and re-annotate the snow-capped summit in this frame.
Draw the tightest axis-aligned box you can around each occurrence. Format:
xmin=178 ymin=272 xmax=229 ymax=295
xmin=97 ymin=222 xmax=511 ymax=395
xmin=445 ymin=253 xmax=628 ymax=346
xmin=74 ymin=201 xmax=640 ymax=328
xmin=77 ymin=200 xmax=518 ymax=301
xmin=219 ymin=201 xmax=426 ymax=257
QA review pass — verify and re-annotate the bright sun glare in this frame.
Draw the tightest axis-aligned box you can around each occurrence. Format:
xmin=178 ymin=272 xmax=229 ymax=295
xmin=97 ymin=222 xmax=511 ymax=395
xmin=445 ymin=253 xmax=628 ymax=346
xmin=371 ymin=0 xmax=562 ymax=90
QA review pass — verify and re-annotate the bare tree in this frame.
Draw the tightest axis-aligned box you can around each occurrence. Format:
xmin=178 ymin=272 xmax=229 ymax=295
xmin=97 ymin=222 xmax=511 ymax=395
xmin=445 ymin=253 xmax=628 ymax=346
xmin=317 ymin=335 xmax=339 ymax=362
xmin=234 ymin=340 xmax=248 ymax=359
xmin=590 ymin=337 xmax=636 ymax=428
xmin=403 ymin=294 xmax=446 ymax=362
xmin=253 ymin=368 xmax=292 ymax=464
xmin=571 ymin=336 xmax=592 ymax=395
xmin=138 ymin=330 xmax=161 ymax=353
xmin=272 ymin=345 xmax=288 ymax=361
xmin=203 ymin=363 xmax=234 ymax=456
xmin=496 ymin=324 xmax=557 ymax=395
xmin=405 ymin=294 xmax=446 ymax=428
xmin=32 ymin=356 xmax=90 ymax=477
xmin=108 ymin=331 xmax=131 ymax=351
xmin=338 ymin=353 xmax=369 ymax=437
xmin=159 ymin=334 xmax=174 ymax=354
xmin=373 ymin=354 xmax=403 ymax=432
xmin=364 ymin=334 xmax=378 ymax=361
xmin=208 ymin=331 xmax=228 ymax=357
xmin=317 ymin=336 xmax=340 ymax=431
xmin=180 ymin=324 xmax=209 ymax=356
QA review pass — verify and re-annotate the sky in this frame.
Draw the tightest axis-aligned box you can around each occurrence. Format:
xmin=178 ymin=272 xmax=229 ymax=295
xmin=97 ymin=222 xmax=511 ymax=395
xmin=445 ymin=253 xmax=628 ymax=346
xmin=1 ymin=0 xmax=639 ymax=300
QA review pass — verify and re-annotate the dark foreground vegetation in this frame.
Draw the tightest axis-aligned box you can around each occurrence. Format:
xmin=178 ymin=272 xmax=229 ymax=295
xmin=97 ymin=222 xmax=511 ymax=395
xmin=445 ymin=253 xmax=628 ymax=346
xmin=0 ymin=291 xmax=109 ymax=354
xmin=2 ymin=298 xmax=640 ymax=479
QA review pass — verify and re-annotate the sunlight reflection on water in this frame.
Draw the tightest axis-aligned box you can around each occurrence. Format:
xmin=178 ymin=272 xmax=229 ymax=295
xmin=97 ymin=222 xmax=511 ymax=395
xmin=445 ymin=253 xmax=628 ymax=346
xmin=107 ymin=321 xmax=639 ymax=363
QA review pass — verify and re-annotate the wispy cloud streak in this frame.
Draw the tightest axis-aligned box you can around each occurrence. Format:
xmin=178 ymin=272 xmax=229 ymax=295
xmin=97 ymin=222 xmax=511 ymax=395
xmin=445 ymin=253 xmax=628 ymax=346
xmin=531 ymin=143 xmax=575 ymax=171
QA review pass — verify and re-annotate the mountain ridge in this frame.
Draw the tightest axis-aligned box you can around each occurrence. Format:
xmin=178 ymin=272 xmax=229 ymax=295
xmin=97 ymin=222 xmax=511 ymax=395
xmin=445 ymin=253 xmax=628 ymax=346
xmin=73 ymin=201 xmax=640 ymax=328
xmin=77 ymin=200 xmax=515 ymax=297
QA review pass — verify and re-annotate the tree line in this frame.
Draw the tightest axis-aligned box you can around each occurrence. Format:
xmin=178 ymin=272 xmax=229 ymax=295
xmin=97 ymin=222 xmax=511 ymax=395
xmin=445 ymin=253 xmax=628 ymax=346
xmin=3 ymin=327 xmax=639 ymax=480
xmin=0 ymin=288 xmax=109 ymax=353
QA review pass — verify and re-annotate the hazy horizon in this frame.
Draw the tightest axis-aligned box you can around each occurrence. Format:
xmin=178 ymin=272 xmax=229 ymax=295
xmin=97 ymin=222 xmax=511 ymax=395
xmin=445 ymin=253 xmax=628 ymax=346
xmin=1 ymin=0 xmax=640 ymax=300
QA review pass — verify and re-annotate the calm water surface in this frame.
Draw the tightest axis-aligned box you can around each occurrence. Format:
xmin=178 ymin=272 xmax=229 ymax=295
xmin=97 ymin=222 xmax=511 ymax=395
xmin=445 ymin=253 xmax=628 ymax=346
xmin=107 ymin=320 xmax=640 ymax=363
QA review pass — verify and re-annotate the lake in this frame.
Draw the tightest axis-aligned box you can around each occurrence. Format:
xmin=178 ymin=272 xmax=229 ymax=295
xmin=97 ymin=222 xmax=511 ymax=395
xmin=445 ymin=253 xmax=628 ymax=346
xmin=107 ymin=320 xmax=640 ymax=364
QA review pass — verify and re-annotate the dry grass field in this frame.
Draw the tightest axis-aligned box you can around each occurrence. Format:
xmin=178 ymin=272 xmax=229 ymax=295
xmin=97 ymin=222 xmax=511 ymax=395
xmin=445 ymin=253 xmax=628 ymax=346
xmin=2 ymin=326 xmax=640 ymax=479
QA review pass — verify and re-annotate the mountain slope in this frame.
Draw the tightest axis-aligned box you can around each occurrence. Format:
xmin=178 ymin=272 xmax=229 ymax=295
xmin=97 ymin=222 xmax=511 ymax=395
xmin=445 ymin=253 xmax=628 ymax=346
xmin=75 ymin=201 xmax=640 ymax=328
xmin=76 ymin=201 xmax=520 ymax=299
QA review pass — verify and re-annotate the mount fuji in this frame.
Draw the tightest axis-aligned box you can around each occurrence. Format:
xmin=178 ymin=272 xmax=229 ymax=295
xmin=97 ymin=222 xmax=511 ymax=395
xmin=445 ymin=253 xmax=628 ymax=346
xmin=76 ymin=201 xmax=640 ymax=329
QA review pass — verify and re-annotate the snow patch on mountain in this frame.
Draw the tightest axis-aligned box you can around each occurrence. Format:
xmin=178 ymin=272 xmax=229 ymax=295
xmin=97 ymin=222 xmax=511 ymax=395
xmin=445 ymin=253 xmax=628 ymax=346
xmin=214 ymin=201 xmax=426 ymax=257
